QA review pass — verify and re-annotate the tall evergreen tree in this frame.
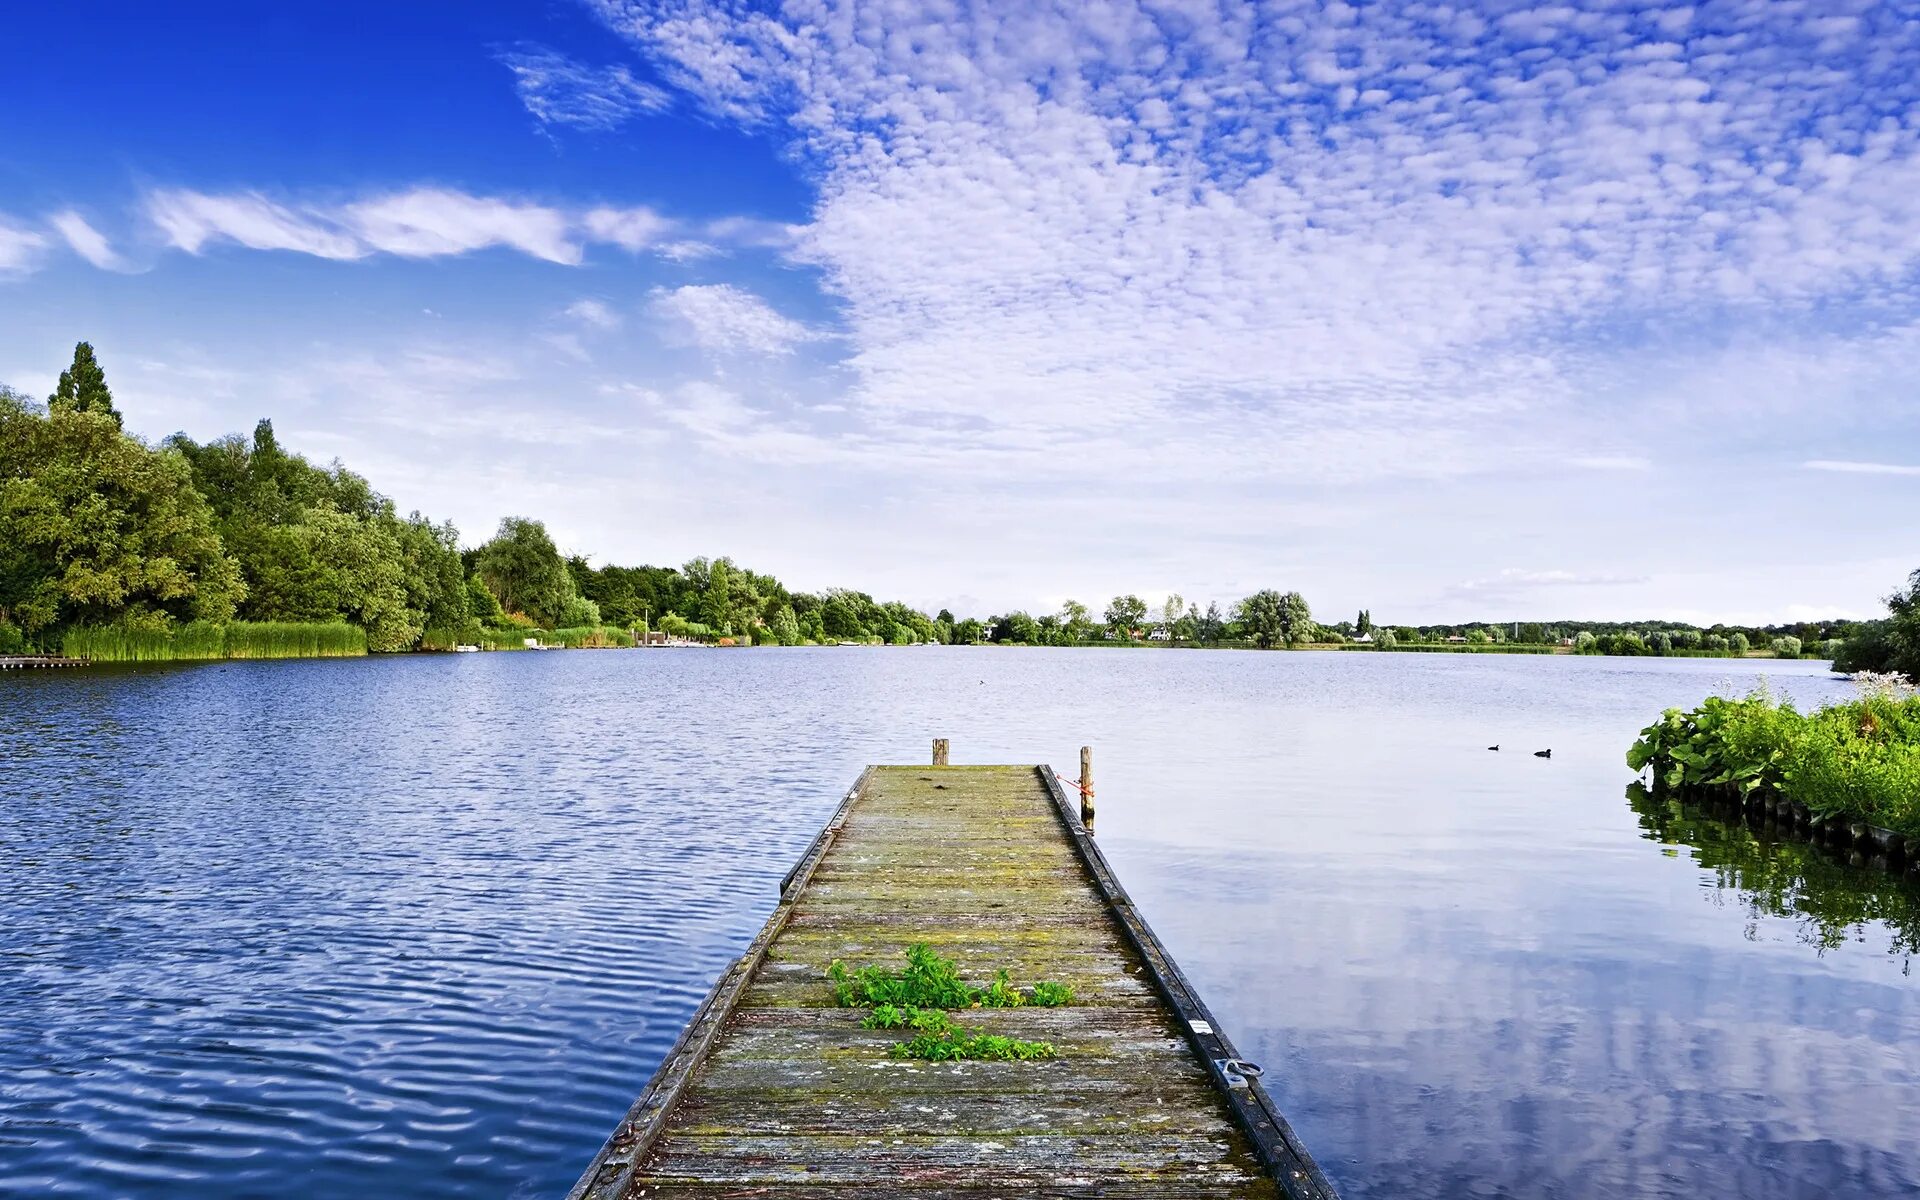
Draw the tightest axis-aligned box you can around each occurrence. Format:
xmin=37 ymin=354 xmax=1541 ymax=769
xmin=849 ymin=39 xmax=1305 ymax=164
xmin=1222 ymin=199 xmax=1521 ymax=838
xmin=48 ymin=342 xmax=121 ymax=428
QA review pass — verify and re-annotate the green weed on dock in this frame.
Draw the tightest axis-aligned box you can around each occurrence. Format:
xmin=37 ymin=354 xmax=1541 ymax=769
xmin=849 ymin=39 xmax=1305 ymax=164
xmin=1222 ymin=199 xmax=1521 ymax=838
xmin=828 ymin=943 xmax=1073 ymax=1061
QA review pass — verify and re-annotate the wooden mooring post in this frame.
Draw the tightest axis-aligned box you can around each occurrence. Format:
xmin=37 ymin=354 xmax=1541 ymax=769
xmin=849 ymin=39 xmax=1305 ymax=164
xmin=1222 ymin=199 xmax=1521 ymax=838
xmin=1079 ymin=743 xmax=1095 ymax=832
xmin=932 ymin=737 xmax=949 ymax=766
xmin=568 ymin=758 xmax=1340 ymax=1199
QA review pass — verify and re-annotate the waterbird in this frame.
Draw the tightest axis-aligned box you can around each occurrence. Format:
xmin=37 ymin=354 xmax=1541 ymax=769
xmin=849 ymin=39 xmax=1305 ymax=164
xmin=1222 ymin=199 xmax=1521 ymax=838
xmin=1487 ymin=744 xmax=1499 ymax=751
xmin=1534 ymin=749 xmax=1552 ymax=758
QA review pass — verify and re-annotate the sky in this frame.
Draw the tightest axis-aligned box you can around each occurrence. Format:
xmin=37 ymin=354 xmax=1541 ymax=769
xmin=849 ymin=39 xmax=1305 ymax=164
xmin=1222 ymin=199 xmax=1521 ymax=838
xmin=2 ymin=0 xmax=1917 ymax=626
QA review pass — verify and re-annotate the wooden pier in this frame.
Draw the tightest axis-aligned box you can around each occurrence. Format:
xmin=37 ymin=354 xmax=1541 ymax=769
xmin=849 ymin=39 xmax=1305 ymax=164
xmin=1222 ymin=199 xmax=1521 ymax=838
xmin=0 ymin=656 xmax=87 ymax=670
xmin=568 ymin=749 xmax=1339 ymax=1198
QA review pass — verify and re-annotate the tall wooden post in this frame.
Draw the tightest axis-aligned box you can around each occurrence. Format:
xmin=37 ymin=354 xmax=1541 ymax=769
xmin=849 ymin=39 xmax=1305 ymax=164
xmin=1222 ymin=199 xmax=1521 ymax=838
xmin=932 ymin=738 xmax=949 ymax=767
xmin=1079 ymin=745 xmax=1095 ymax=832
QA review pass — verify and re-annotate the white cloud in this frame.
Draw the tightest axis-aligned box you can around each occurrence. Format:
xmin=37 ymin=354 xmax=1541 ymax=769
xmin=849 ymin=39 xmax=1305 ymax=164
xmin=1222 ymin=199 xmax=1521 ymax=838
xmin=1570 ymin=456 xmax=1652 ymax=472
xmin=49 ymin=211 xmax=127 ymax=271
xmin=140 ymin=190 xmax=732 ymax=266
xmin=563 ymin=298 xmax=621 ymax=331
xmin=0 ymin=218 xmax=47 ymax=276
xmin=346 ymin=188 xmax=580 ymax=264
xmin=497 ymin=45 xmax=669 ymax=131
xmin=1803 ymin=459 xmax=1920 ymax=477
xmin=582 ymin=205 xmax=671 ymax=251
xmin=147 ymin=190 xmax=365 ymax=259
xmin=648 ymin=283 xmax=815 ymax=355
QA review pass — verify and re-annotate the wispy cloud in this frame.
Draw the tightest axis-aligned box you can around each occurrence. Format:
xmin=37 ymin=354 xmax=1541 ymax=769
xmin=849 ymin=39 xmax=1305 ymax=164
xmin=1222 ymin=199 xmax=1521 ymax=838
xmin=147 ymin=190 xmax=365 ymax=259
xmin=141 ymin=188 xmax=744 ymax=267
xmin=1570 ymin=456 xmax=1652 ymax=472
xmin=49 ymin=211 xmax=127 ymax=271
xmin=648 ymin=283 xmax=815 ymax=355
xmin=563 ymin=298 xmax=621 ymax=331
xmin=0 ymin=217 xmax=47 ymax=276
xmin=497 ymin=44 xmax=669 ymax=132
xmin=1451 ymin=569 xmax=1652 ymax=597
xmin=346 ymin=189 xmax=579 ymax=263
xmin=1804 ymin=459 xmax=1920 ymax=477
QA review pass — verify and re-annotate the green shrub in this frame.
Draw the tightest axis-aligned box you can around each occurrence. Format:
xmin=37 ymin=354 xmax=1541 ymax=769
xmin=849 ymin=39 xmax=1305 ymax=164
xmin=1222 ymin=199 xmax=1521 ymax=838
xmin=1629 ymin=686 xmax=1920 ymax=837
xmin=0 ymin=621 xmax=27 ymax=655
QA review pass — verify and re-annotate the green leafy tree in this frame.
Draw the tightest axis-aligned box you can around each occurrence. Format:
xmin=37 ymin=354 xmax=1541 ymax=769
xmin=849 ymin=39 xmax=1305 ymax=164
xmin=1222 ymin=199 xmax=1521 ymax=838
xmin=1729 ymin=632 xmax=1750 ymax=656
xmin=1059 ymin=599 xmax=1092 ymax=641
xmin=475 ymin=517 xmax=574 ymax=625
xmin=1198 ymin=602 xmax=1226 ymax=643
xmin=1357 ymin=609 xmax=1372 ymax=634
xmin=770 ymin=604 xmax=801 ymax=645
xmin=47 ymin=342 xmax=121 ymax=428
xmin=1161 ymin=592 xmax=1184 ymax=633
xmin=0 ymin=388 xmax=242 ymax=633
xmin=702 ymin=558 xmax=733 ymax=631
xmin=1104 ymin=594 xmax=1148 ymax=637
xmin=1236 ymin=590 xmax=1286 ymax=648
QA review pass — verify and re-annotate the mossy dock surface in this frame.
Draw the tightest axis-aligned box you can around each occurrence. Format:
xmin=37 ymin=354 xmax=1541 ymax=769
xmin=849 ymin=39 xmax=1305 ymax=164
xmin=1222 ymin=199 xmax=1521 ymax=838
xmin=569 ymin=762 xmax=1337 ymax=1198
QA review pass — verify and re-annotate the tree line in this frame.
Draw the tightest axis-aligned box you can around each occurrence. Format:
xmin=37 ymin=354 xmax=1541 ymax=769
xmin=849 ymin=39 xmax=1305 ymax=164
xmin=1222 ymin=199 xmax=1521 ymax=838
xmin=2 ymin=341 xmax=1902 ymax=668
xmin=0 ymin=343 xmax=949 ymax=653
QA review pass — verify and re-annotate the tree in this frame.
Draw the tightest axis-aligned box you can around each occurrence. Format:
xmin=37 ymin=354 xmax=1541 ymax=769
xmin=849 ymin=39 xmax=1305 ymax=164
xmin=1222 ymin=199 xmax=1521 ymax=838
xmin=1771 ymin=635 xmax=1802 ymax=657
xmin=48 ymin=341 xmax=121 ymax=428
xmin=1729 ymin=632 xmax=1750 ymax=656
xmin=1282 ymin=591 xmax=1317 ymax=644
xmin=1356 ymin=609 xmax=1372 ymax=635
xmin=1834 ymin=569 xmax=1920 ymax=679
xmin=0 ymin=387 xmax=242 ymax=633
xmin=1161 ymin=592 xmax=1184 ymax=632
xmin=702 ymin=558 xmax=733 ymax=632
xmin=1197 ymin=601 xmax=1226 ymax=643
xmin=475 ymin=517 xmax=574 ymax=625
xmin=1104 ymin=594 xmax=1148 ymax=637
xmin=1374 ymin=629 xmax=1397 ymax=650
xmin=1060 ymin=599 xmax=1092 ymax=641
xmin=1236 ymin=590 xmax=1286 ymax=648
xmin=992 ymin=611 xmax=1040 ymax=643
xmin=770 ymin=604 xmax=801 ymax=645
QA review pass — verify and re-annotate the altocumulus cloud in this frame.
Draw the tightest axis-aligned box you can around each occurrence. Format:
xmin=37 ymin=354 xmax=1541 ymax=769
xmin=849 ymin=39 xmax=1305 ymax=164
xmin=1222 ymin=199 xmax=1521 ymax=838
xmin=583 ymin=0 xmax=1920 ymax=484
xmin=648 ymin=283 xmax=816 ymax=355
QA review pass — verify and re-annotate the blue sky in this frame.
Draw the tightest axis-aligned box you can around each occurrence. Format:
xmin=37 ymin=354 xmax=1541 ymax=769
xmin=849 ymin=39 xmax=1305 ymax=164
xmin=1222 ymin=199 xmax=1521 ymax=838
xmin=3 ymin=1 xmax=1916 ymax=625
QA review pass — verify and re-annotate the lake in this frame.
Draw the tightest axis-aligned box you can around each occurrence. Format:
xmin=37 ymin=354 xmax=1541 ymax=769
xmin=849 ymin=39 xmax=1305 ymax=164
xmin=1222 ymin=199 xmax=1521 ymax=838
xmin=3 ymin=648 xmax=1916 ymax=1198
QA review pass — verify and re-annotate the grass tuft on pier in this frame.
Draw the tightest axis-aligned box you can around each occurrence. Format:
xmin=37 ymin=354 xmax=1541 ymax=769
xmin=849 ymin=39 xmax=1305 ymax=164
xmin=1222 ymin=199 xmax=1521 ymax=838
xmin=829 ymin=944 xmax=1072 ymax=1061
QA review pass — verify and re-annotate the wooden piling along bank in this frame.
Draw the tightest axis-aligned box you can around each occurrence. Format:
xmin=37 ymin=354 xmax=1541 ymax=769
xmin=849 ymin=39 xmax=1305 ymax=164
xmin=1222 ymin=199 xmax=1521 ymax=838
xmin=0 ymin=656 xmax=88 ymax=670
xmin=569 ymin=746 xmax=1339 ymax=1198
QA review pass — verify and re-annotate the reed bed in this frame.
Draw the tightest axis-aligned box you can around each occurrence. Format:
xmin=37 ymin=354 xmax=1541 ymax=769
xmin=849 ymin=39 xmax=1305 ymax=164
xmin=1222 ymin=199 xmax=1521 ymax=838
xmin=545 ymin=625 xmax=634 ymax=648
xmin=63 ymin=621 xmax=365 ymax=662
xmin=224 ymin=622 xmax=365 ymax=658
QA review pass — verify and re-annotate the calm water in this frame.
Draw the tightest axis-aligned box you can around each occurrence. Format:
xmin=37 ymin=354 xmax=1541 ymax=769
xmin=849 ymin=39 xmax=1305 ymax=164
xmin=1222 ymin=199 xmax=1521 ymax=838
xmin=3 ymin=649 xmax=1916 ymax=1198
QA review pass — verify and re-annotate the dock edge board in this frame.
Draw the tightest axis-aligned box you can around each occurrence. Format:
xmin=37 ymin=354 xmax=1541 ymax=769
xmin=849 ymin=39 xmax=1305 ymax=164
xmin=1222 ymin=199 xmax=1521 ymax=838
xmin=1039 ymin=765 xmax=1342 ymax=1200
xmin=563 ymin=766 xmax=875 ymax=1200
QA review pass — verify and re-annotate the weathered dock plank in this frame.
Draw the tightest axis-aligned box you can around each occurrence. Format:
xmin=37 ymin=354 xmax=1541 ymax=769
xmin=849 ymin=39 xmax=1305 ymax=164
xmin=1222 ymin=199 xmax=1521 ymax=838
xmin=0 ymin=655 xmax=87 ymax=669
xmin=569 ymin=762 xmax=1339 ymax=1199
